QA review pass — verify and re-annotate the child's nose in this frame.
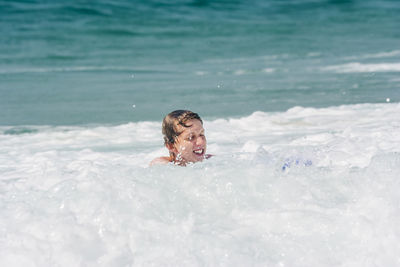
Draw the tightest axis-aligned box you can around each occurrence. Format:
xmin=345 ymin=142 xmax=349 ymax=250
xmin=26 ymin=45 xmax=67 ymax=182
xmin=196 ymin=136 xmax=205 ymax=145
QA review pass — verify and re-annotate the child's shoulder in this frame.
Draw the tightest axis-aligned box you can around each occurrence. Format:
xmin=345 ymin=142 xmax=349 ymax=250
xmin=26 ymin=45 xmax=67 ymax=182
xmin=150 ymin=156 xmax=171 ymax=166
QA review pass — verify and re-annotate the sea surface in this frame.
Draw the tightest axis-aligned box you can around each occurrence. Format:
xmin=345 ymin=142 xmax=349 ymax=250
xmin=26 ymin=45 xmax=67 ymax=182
xmin=1 ymin=0 xmax=400 ymax=266
xmin=1 ymin=0 xmax=400 ymax=124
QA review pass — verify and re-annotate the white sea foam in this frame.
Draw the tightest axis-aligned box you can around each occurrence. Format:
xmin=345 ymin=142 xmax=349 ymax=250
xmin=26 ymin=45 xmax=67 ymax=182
xmin=1 ymin=103 xmax=400 ymax=266
xmin=323 ymin=62 xmax=400 ymax=73
xmin=343 ymin=50 xmax=400 ymax=60
xmin=194 ymin=68 xmax=276 ymax=76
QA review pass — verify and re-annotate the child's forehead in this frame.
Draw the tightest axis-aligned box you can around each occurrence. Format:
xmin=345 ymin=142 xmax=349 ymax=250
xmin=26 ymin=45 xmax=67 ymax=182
xmin=176 ymin=120 xmax=204 ymax=134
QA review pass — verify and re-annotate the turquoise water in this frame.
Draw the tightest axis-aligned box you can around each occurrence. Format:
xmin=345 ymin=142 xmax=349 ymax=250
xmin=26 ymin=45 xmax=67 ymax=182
xmin=1 ymin=0 xmax=399 ymax=125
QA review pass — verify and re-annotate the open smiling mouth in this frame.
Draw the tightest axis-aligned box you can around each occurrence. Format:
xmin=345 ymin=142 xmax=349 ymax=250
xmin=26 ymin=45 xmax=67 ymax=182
xmin=193 ymin=149 xmax=205 ymax=156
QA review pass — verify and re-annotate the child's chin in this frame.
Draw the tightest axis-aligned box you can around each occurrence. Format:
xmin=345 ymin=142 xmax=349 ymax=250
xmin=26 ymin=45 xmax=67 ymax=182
xmin=182 ymin=152 xmax=205 ymax=163
xmin=192 ymin=155 xmax=205 ymax=162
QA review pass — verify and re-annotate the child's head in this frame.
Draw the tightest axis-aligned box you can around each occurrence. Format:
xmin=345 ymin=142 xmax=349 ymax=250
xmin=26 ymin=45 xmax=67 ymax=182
xmin=162 ymin=110 xmax=206 ymax=164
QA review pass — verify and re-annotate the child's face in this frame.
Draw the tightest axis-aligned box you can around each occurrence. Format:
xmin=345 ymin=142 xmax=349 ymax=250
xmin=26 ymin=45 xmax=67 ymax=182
xmin=169 ymin=119 xmax=207 ymax=164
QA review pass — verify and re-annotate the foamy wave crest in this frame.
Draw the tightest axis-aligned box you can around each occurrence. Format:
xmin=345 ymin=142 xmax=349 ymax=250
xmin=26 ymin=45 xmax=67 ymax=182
xmin=194 ymin=68 xmax=275 ymax=76
xmin=344 ymin=50 xmax=400 ymax=60
xmin=1 ymin=103 xmax=400 ymax=266
xmin=323 ymin=62 xmax=400 ymax=73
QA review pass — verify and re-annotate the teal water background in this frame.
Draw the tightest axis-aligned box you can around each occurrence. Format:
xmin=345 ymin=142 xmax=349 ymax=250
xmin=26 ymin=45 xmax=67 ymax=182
xmin=1 ymin=0 xmax=399 ymax=125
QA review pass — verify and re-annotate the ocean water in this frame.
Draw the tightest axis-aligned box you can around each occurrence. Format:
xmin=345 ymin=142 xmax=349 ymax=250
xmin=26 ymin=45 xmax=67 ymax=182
xmin=1 ymin=0 xmax=400 ymax=124
xmin=1 ymin=0 xmax=400 ymax=266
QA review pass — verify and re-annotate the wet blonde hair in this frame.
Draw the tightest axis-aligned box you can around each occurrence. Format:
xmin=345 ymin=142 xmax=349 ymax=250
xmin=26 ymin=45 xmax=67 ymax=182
xmin=162 ymin=110 xmax=203 ymax=145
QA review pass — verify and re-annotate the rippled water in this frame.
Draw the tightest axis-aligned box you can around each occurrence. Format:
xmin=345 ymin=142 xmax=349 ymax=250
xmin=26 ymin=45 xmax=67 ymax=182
xmin=1 ymin=0 xmax=400 ymax=124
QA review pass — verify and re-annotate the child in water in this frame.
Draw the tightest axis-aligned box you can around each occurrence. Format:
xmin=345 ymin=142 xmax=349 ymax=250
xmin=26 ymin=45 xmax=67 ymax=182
xmin=150 ymin=110 xmax=211 ymax=166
